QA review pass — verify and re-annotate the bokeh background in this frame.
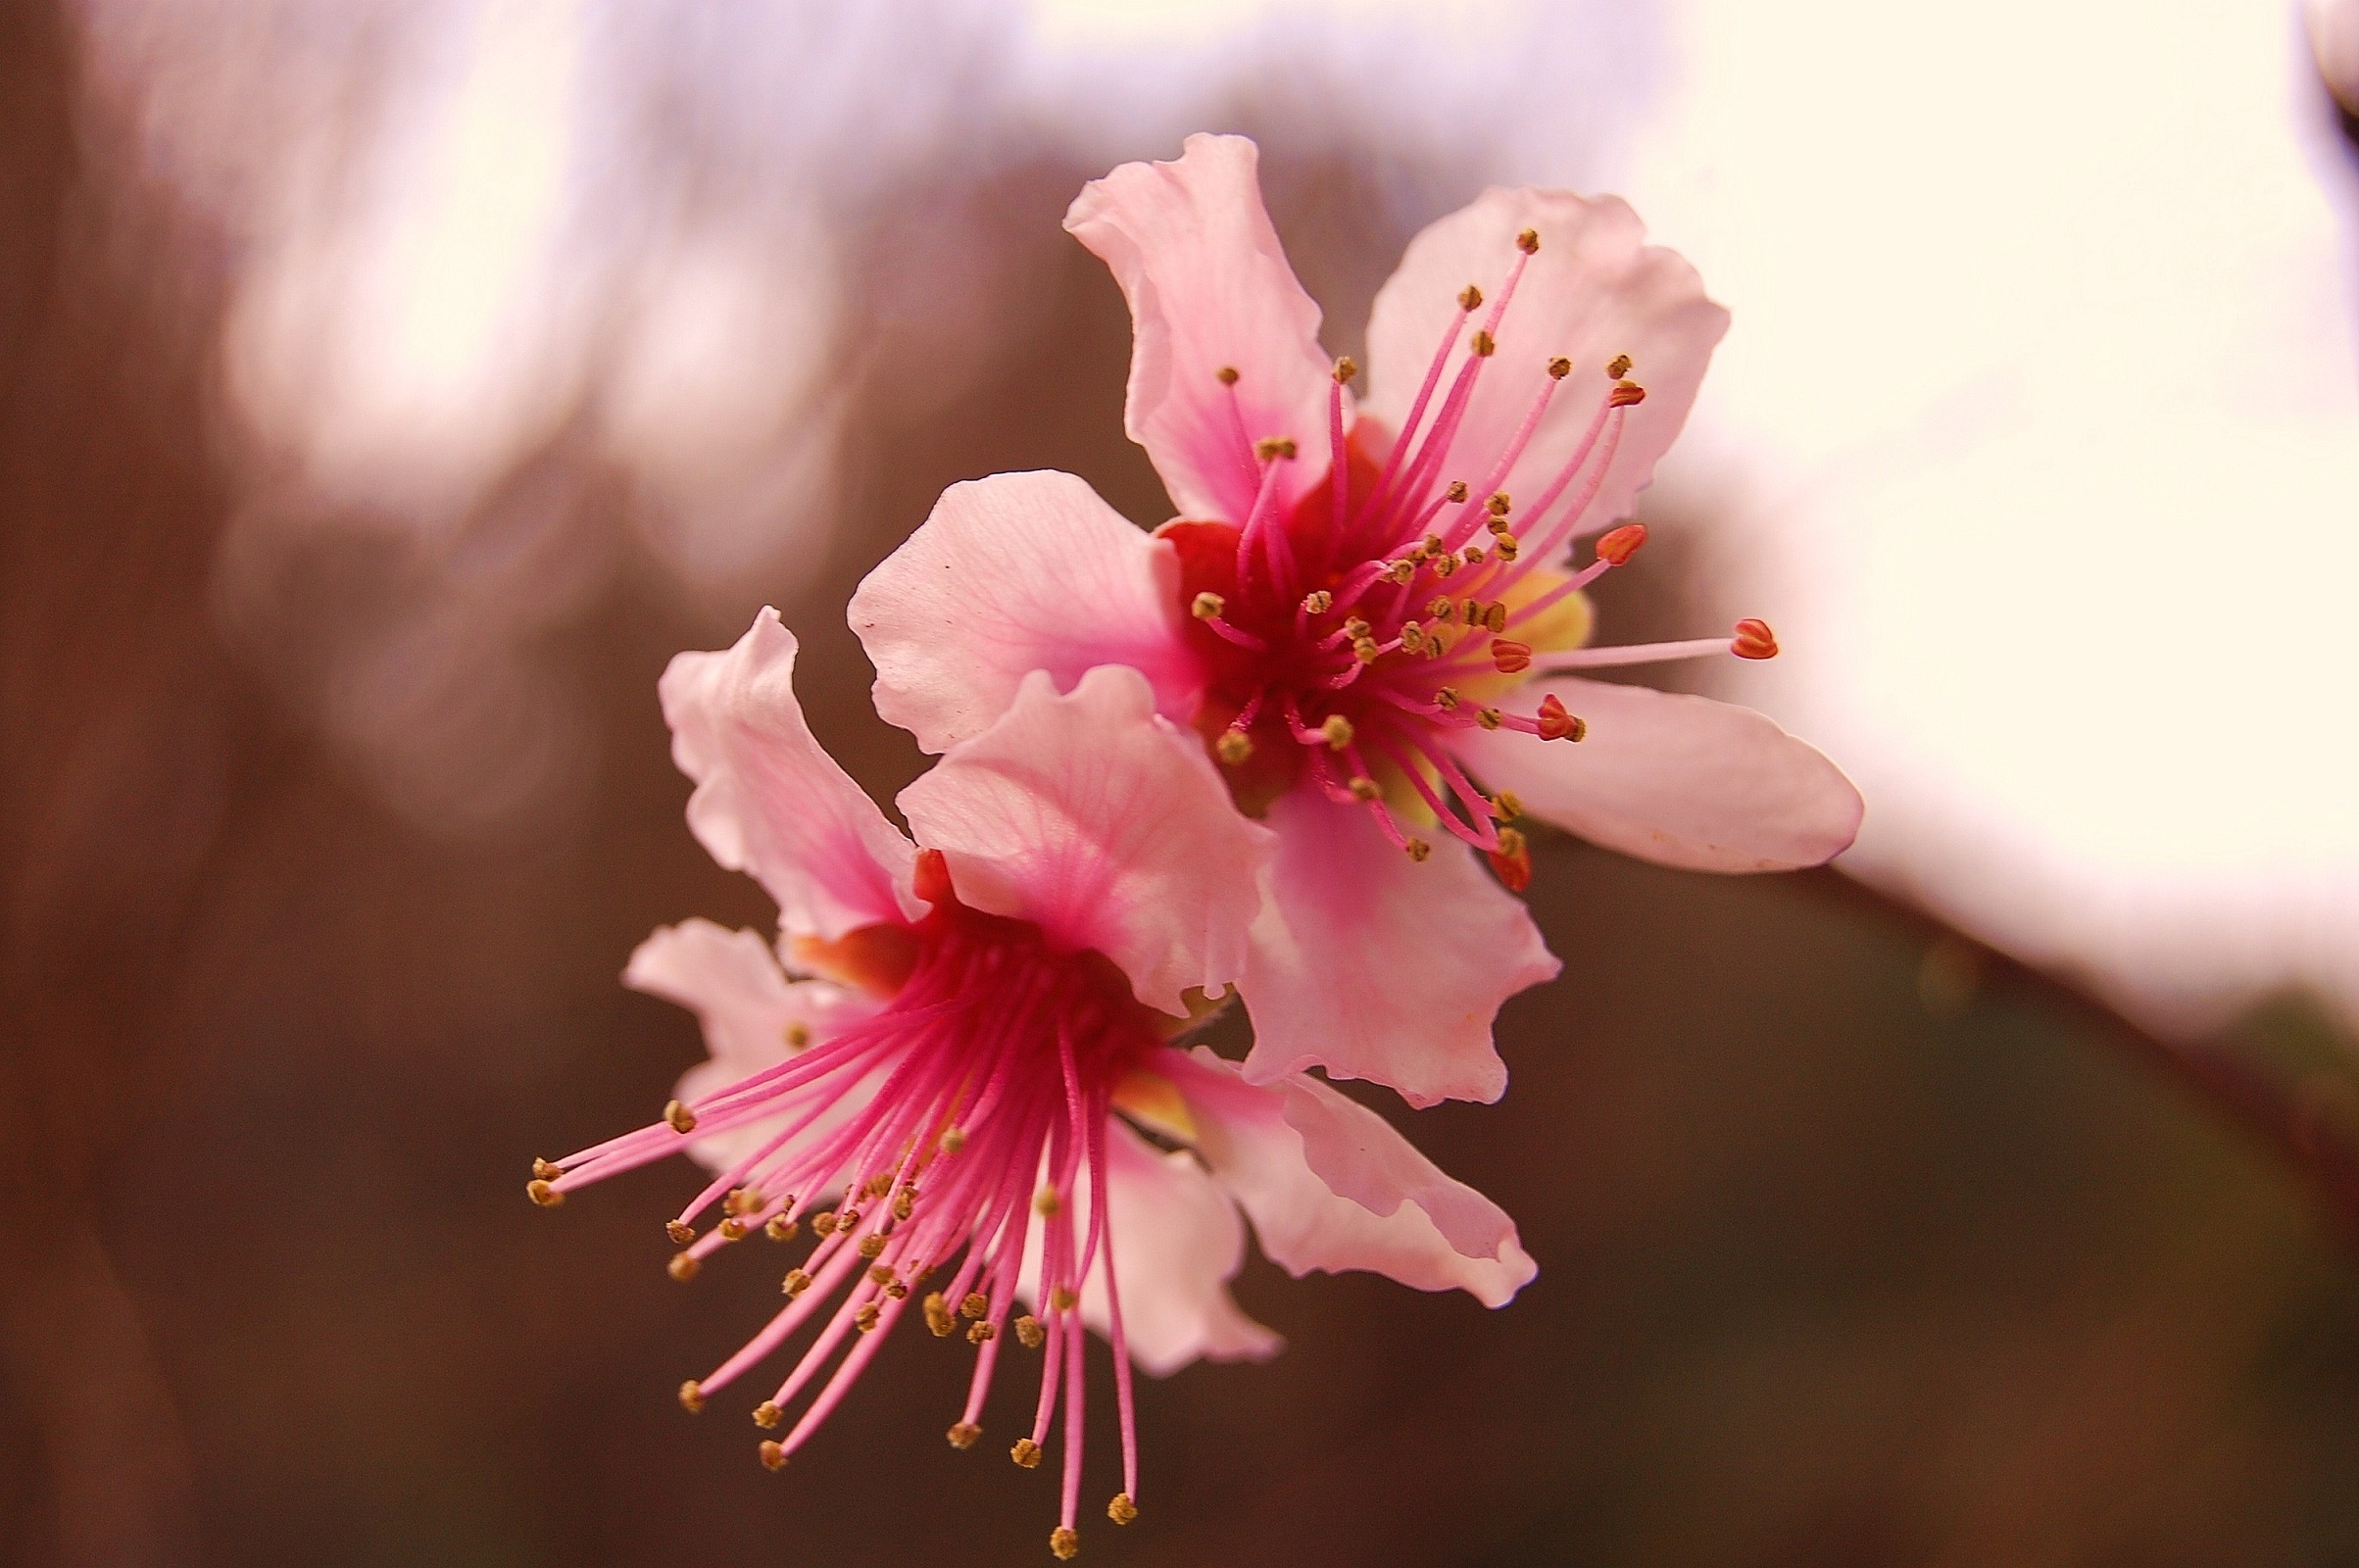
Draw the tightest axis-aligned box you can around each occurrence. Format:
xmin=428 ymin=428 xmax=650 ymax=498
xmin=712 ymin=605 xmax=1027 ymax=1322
xmin=7 ymin=1 xmax=2359 ymax=1563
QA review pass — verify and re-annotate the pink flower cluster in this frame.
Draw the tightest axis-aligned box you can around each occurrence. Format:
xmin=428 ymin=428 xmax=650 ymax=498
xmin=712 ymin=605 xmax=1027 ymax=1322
xmin=533 ymin=136 xmax=1860 ymax=1560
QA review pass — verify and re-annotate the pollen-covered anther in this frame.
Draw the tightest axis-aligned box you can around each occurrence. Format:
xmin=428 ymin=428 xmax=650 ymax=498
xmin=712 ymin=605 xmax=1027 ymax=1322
xmin=1475 ymin=708 xmax=1503 ymax=731
xmin=1596 ymin=522 xmax=1647 ymax=565
xmin=526 ymin=1179 xmax=563 ymax=1207
xmin=855 ymin=1302 xmax=881 ymax=1333
xmin=1109 ymin=1493 xmax=1140 ymax=1525
xmin=667 ymin=1252 xmax=700 ymax=1283
xmin=839 ymin=1205 xmax=863 ymax=1227
xmin=965 ymin=1320 xmax=996 ymax=1345
xmin=1348 ymin=775 xmax=1381 ymax=802
xmin=1493 ymin=789 xmax=1525 ymax=821
xmin=1035 ymin=1187 xmax=1062 ymax=1217
xmin=1732 ymin=618 xmax=1780 ymax=660
xmin=1319 ymin=714 xmax=1355 ymax=750
xmin=1445 ymin=479 xmax=1470 ymax=503
xmin=663 ymin=1219 xmax=697 ymax=1246
xmin=1352 ymin=637 xmax=1382 ymax=663
xmin=1461 ymin=546 xmax=1486 ymax=565
xmin=753 ymin=1400 xmax=782 ymax=1429
xmin=924 ymin=1292 xmax=954 ymax=1336
xmin=532 ymin=1157 xmax=561 ymax=1181
xmin=1458 ymin=283 xmax=1484 ymax=311
xmin=1516 ymin=226 xmax=1542 ymax=254
xmin=1548 ymin=356 xmax=1573 ymax=379
xmin=1302 ymin=589 xmax=1333 ymax=614
xmin=765 ymin=1215 xmax=799 ymax=1242
xmin=1537 ymin=693 xmax=1588 ymax=742
xmin=1434 ymin=686 xmax=1460 ymax=710
xmin=783 ymin=1269 xmax=813 ymax=1297
xmin=1333 ymin=355 xmax=1358 ymax=384
xmin=1431 ymin=553 xmax=1458 ymax=580
xmin=1428 ymin=596 xmax=1456 ymax=620
xmin=1051 ymin=1286 xmax=1079 ymax=1312
xmin=785 ymin=1021 xmax=811 ymax=1049
xmin=868 ymin=1264 xmax=898 ymax=1288
xmin=863 ymin=1172 xmax=893 ymax=1199
xmin=1215 ymin=729 xmax=1253 ymax=766
xmin=1491 ymin=638 xmax=1533 ymax=674
xmin=678 ymin=1380 xmax=706 ymax=1413
xmin=948 ymin=1421 xmax=982 ymax=1449
xmin=1606 ymin=353 xmax=1634 ymax=378
xmin=1483 ymin=602 xmax=1509 ymax=633
xmin=1404 ymin=838 xmax=1433 ymax=862
xmin=940 ymin=1127 xmax=966 ymax=1154
xmin=1486 ymin=514 xmax=1514 ymax=537
xmin=1015 ymin=1314 xmax=1046 ymax=1348
xmin=717 ymin=1217 xmax=749 ymax=1242
xmin=893 ymin=1189 xmax=915 ymax=1222
xmin=960 ymin=1292 xmax=990 ymax=1319
xmin=1608 ymin=379 xmax=1646 ymax=408
xmin=1400 ymin=622 xmax=1427 ymax=655
xmin=1191 ymin=591 xmax=1225 ymax=620
xmin=1470 ymin=330 xmax=1497 ymax=358
xmin=858 ymin=1233 xmax=887 ymax=1259
xmin=1486 ymin=491 xmax=1512 ymax=517
xmin=1495 ymin=535 xmax=1520 ymax=561
xmin=759 ymin=1440 xmax=788 ymax=1472
xmin=1253 ymin=437 xmax=1299 ymax=461
xmin=811 ymin=1210 xmax=838 ymax=1236
xmin=725 ymin=1186 xmax=762 ymax=1214
xmin=1012 ymin=1438 xmax=1044 ymax=1468
xmin=1051 ymin=1526 xmax=1081 ymax=1560
xmin=1383 ymin=559 xmax=1418 ymax=584
xmin=1216 ymin=366 xmax=1239 ymax=385
xmin=663 ymin=1100 xmax=698 ymax=1134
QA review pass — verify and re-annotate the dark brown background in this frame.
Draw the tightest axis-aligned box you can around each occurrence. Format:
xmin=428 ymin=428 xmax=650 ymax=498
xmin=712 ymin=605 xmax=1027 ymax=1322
xmin=6 ymin=4 xmax=2358 ymax=1564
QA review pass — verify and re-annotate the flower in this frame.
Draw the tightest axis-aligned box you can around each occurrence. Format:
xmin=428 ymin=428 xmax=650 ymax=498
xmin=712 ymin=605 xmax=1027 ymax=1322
xmin=531 ymin=609 xmax=1534 ymax=1561
xmin=852 ymin=133 xmax=1863 ymax=1109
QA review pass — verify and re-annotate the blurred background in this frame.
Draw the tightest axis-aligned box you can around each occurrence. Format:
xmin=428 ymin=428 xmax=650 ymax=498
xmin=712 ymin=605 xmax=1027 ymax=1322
xmin=6 ymin=0 xmax=2359 ymax=1563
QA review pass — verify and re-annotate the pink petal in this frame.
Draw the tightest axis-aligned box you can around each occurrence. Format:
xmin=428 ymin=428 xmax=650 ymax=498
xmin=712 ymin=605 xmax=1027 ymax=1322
xmin=849 ymin=470 xmax=1203 ymax=753
xmin=1450 ymin=677 xmax=1865 ymax=873
xmin=660 ymin=609 xmax=922 ymax=939
xmin=1065 ymin=133 xmax=1339 ymax=523
xmin=1237 ymin=788 xmax=1559 ymax=1107
xmin=1171 ymin=1051 xmax=1536 ymax=1308
xmin=1361 ymin=188 xmax=1728 ymax=554
xmin=896 ymin=665 xmax=1273 ymax=1014
xmin=1025 ymin=1119 xmax=1281 ymax=1377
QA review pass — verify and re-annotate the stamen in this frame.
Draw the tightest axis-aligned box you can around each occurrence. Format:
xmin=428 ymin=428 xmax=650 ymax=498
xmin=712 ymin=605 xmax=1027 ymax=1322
xmin=1016 ymin=1314 xmax=1046 ymax=1348
xmin=1548 ymin=357 xmax=1572 ymax=379
xmin=1253 ymin=437 xmax=1299 ymax=461
xmin=1458 ymin=283 xmax=1484 ymax=311
xmin=1348 ymin=776 xmax=1380 ymax=802
xmin=924 ymin=1293 xmax=955 ymax=1336
xmin=1404 ymin=839 xmax=1433 ymax=862
xmin=1191 ymin=592 xmax=1224 ymax=619
xmin=532 ymin=1157 xmax=561 ymax=1181
xmin=1493 ymin=790 xmax=1525 ymax=820
xmin=1109 ymin=1494 xmax=1140 ymax=1525
xmin=1216 ymin=367 xmax=1239 ymax=385
xmin=1301 ymin=590 xmax=1332 ymax=614
xmin=1051 ymin=1527 xmax=1080 ymax=1560
xmin=753 ymin=1400 xmax=781 ymax=1428
xmin=948 ymin=1421 xmax=982 ymax=1448
xmin=1215 ymin=730 xmax=1254 ymax=765
xmin=759 ymin=1440 xmax=788 ymax=1471
xmin=1470 ymin=329 xmax=1497 ymax=358
xmin=1606 ymin=354 xmax=1633 ymax=378
xmin=1333 ymin=356 xmax=1358 ymax=384
xmin=1013 ymin=1438 xmax=1044 ymax=1468
xmin=526 ymin=1179 xmax=563 ymax=1207
xmin=1319 ymin=714 xmax=1353 ymax=749
xmin=668 ymin=1253 xmax=700 ymax=1282
xmin=664 ymin=1100 xmax=698 ymax=1134
xmin=679 ymin=1380 xmax=706 ymax=1413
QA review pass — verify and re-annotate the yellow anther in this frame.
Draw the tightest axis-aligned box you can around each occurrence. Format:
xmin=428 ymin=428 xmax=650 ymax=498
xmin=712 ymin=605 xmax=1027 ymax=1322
xmin=869 ymin=1264 xmax=898 ymax=1288
xmin=1352 ymin=637 xmax=1382 ymax=663
xmin=664 ymin=1219 xmax=696 ymax=1246
xmin=1471 ymin=330 xmax=1497 ymax=358
xmin=1486 ymin=492 xmax=1511 ymax=516
xmin=1216 ymin=366 xmax=1240 ymax=385
xmin=785 ymin=1020 xmax=811 ymax=1049
xmin=1343 ymin=615 xmax=1371 ymax=638
xmin=759 ymin=1440 xmax=788 ymax=1471
xmin=1458 ymin=284 xmax=1484 ymax=312
xmin=1434 ymin=687 xmax=1461 ymax=710
xmin=864 ymin=1172 xmax=894 ymax=1198
xmin=941 ymin=1127 xmax=966 ymax=1154
xmin=1484 ymin=602 xmax=1508 ymax=633
xmin=1606 ymin=353 xmax=1633 ymax=378
xmin=1548 ymin=356 xmax=1572 ymax=379
xmin=1015 ymin=1314 xmax=1046 ymax=1348
xmin=724 ymin=1187 xmax=761 ymax=1214
xmin=961 ymin=1292 xmax=990 ymax=1319
xmin=1191 ymin=591 xmax=1225 ymax=620
xmin=1461 ymin=546 xmax=1485 ymax=565
xmin=532 ymin=1157 xmax=561 ymax=1181
xmin=811 ymin=1210 xmax=838 ymax=1236
xmin=764 ymin=1215 xmax=800 ymax=1242
xmin=1495 ymin=535 xmax=1520 ymax=561
xmin=966 ymin=1320 xmax=996 ymax=1345
xmin=1497 ymin=826 xmax=1528 ymax=858
xmin=1253 ymin=436 xmax=1299 ymax=461
xmin=1051 ymin=1286 xmax=1079 ymax=1311
xmin=1035 ymin=1187 xmax=1062 ymax=1217
xmin=1215 ymin=729 xmax=1253 ymax=766
xmin=1420 ymin=533 xmax=1444 ymax=556
xmin=1494 ymin=790 xmax=1525 ymax=820
xmin=526 ymin=1179 xmax=563 ymax=1207
xmin=1051 ymin=1526 xmax=1080 ymax=1559
xmin=1348 ymin=776 xmax=1380 ymax=802
xmin=783 ymin=1269 xmax=812 ymax=1297
xmin=837 ymin=1206 xmax=862 ymax=1228
xmin=893 ymin=1190 xmax=914 ymax=1221
xmin=1431 ymin=553 xmax=1458 ymax=579
xmin=717 ymin=1217 xmax=749 ymax=1242
xmin=753 ymin=1400 xmax=781 ymax=1429
xmin=668 ymin=1252 xmax=701 ymax=1283
xmin=1445 ymin=479 xmax=1470 ymax=503
xmin=924 ymin=1292 xmax=955 ymax=1336
xmin=1486 ymin=514 xmax=1513 ymax=537
xmin=885 ymin=1280 xmax=909 ymax=1299
xmin=1463 ymin=597 xmax=1484 ymax=623
xmin=663 ymin=1100 xmax=698 ymax=1134
xmin=1404 ymin=838 xmax=1433 ymax=862
xmin=678 ymin=1380 xmax=706 ymax=1413
xmin=1383 ymin=559 xmax=1417 ymax=584
xmin=1319 ymin=714 xmax=1354 ymax=749
xmin=948 ymin=1421 xmax=982 ymax=1449
xmin=1401 ymin=623 xmax=1427 ymax=654
xmin=1517 ymin=227 xmax=1541 ymax=254
xmin=1012 ymin=1438 xmax=1044 ymax=1468
xmin=1109 ymin=1493 xmax=1140 ymax=1525
xmin=1302 ymin=589 xmax=1334 ymax=614
xmin=855 ymin=1302 xmax=880 ymax=1333
xmin=1428 ymin=596 xmax=1456 ymax=621
xmin=858 ymin=1233 xmax=887 ymax=1259
xmin=1333 ymin=355 xmax=1358 ymax=384
xmin=1476 ymin=708 xmax=1503 ymax=730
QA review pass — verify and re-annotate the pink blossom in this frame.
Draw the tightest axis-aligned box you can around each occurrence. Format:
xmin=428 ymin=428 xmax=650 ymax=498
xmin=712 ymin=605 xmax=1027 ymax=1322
xmin=854 ymin=134 xmax=1863 ymax=1109
xmin=531 ymin=609 xmax=1532 ymax=1560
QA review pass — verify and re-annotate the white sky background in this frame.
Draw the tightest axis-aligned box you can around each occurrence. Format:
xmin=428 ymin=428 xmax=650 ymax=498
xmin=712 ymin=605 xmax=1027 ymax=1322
xmin=1035 ymin=0 xmax=2359 ymax=1032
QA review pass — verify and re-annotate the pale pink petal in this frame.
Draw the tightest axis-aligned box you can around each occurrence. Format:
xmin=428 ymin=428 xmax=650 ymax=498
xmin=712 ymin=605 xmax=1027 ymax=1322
xmin=898 ymin=665 xmax=1272 ymax=1014
xmin=849 ymin=470 xmax=1202 ymax=753
xmin=1021 ymin=1119 xmax=1280 ymax=1377
xmin=1450 ymin=677 xmax=1865 ymax=873
xmin=1065 ymin=133 xmax=1339 ymax=522
xmin=1237 ymin=788 xmax=1558 ymax=1107
xmin=1171 ymin=1051 xmax=1536 ymax=1308
xmin=1361 ymin=188 xmax=1728 ymax=553
xmin=623 ymin=919 xmax=879 ymax=1176
xmin=659 ymin=608 xmax=923 ymax=940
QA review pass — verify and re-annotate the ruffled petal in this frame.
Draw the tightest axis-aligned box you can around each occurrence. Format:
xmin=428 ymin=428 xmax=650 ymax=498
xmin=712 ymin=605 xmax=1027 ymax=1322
xmin=1451 ymin=677 xmax=1864 ymax=873
xmin=659 ymin=609 xmax=923 ymax=939
xmin=1065 ymin=133 xmax=1339 ymax=523
xmin=1040 ymin=1119 xmax=1280 ymax=1377
xmin=623 ymin=919 xmax=878 ymax=1176
xmin=1361 ymin=188 xmax=1727 ymax=554
xmin=1171 ymin=1051 xmax=1535 ymax=1308
xmin=1237 ymin=788 xmax=1559 ymax=1107
xmin=849 ymin=470 xmax=1202 ymax=753
xmin=897 ymin=665 xmax=1273 ymax=1014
